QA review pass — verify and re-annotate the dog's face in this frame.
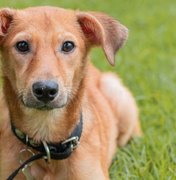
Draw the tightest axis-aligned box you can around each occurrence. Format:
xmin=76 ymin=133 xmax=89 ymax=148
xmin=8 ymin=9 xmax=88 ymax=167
xmin=0 ymin=7 xmax=128 ymax=110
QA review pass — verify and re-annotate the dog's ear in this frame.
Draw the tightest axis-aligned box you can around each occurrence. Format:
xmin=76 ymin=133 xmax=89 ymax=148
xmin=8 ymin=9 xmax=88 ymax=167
xmin=0 ymin=8 xmax=14 ymax=41
xmin=77 ymin=12 xmax=128 ymax=65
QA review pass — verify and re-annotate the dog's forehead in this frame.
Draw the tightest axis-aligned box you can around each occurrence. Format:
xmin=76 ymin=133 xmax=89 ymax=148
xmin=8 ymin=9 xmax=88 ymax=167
xmin=14 ymin=7 xmax=78 ymax=32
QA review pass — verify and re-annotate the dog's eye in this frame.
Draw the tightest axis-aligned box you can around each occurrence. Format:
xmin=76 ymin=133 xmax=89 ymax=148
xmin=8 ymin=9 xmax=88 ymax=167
xmin=16 ymin=41 xmax=30 ymax=53
xmin=61 ymin=41 xmax=75 ymax=53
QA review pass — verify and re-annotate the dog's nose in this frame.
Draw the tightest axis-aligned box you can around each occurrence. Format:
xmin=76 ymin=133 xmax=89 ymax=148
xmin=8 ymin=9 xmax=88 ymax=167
xmin=32 ymin=81 xmax=58 ymax=103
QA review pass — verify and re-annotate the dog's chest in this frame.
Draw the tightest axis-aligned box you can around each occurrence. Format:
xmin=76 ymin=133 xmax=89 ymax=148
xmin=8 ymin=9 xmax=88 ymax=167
xmin=30 ymin=160 xmax=71 ymax=180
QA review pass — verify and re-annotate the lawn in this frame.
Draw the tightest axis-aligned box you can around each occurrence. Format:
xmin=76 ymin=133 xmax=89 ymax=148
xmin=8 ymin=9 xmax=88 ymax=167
xmin=0 ymin=0 xmax=176 ymax=179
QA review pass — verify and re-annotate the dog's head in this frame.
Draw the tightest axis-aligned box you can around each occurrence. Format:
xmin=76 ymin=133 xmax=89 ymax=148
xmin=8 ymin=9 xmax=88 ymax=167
xmin=0 ymin=7 xmax=128 ymax=110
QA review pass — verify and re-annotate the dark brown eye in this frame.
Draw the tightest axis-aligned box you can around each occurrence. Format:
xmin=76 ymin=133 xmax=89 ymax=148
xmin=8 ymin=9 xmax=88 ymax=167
xmin=16 ymin=41 xmax=30 ymax=53
xmin=61 ymin=41 xmax=75 ymax=53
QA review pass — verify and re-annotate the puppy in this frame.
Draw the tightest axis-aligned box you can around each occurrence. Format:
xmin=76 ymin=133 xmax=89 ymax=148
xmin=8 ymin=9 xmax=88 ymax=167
xmin=0 ymin=6 xmax=141 ymax=180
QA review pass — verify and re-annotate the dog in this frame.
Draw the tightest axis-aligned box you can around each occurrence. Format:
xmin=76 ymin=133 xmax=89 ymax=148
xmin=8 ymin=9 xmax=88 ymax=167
xmin=0 ymin=6 xmax=141 ymax=180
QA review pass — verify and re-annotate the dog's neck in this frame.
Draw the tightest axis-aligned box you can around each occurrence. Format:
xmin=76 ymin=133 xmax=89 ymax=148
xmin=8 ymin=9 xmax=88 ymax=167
xmin=3 ymin=76 xmax=85 ymax=143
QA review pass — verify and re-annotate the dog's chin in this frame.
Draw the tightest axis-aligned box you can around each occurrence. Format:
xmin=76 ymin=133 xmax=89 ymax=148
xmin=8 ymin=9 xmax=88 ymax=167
xmin=21 ymin=97 xmax=68 ymax=111
xmin=23 ymin=101 xmax=67 ymax=111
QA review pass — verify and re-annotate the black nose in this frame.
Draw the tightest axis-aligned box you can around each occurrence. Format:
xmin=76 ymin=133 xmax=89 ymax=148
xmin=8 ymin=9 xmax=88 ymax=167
xmin=32 ymin=81 xmax=58 ymax=103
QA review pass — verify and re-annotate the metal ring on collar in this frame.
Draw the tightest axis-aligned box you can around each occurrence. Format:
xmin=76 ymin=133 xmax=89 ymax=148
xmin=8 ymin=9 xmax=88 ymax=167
xmin=42 ymin=141 xmax=51 ymax=163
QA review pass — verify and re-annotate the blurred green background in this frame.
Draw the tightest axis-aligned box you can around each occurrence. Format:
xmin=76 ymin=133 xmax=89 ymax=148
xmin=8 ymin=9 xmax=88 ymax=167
xmin=0 ymin=0 xmax=176 ymax=179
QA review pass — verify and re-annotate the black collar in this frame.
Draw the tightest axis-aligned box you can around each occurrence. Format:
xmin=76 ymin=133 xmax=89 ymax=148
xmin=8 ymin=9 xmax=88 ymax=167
xmin=8 ymin=112 xmax=83 ymax=180
xmin=11 ymin=112 xmax=83 ymax=160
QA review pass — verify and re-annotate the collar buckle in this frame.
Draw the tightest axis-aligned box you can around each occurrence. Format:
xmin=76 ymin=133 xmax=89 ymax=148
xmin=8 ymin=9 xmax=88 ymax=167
xmin=62 ymin=136 xmax=80 ymax=151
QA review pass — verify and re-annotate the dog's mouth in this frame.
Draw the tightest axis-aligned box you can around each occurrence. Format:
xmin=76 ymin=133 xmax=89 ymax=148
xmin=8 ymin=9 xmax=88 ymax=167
xmin=23 ymin=103 xmax=59 ymax=111
xmin=20 ymin=94 xmax=68 ymax=111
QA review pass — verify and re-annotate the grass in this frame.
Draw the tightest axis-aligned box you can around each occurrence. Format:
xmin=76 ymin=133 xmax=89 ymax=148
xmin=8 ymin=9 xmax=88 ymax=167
xmin=1 ymin=0 xmax=176 ymax=179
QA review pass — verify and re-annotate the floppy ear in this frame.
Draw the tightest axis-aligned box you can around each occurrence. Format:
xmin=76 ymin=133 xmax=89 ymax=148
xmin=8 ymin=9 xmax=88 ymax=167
xmin=77 ymin=12 xmax=128 ymax=65
xmin=0 ymin=8 xmax=14 ymax=41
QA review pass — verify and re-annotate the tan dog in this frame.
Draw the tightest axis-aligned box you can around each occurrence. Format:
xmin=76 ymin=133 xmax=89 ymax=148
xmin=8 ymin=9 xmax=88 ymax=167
xmin=0 ymin=6 xmax=141 ymax=180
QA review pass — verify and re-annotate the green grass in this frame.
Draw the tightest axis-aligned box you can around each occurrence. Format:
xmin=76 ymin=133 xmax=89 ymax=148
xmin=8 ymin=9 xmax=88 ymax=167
xmin=1 ymin=0 xmax=176 ymax=179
